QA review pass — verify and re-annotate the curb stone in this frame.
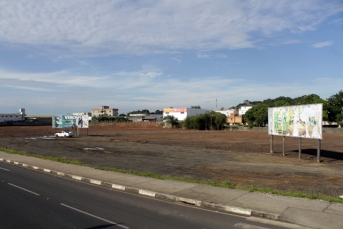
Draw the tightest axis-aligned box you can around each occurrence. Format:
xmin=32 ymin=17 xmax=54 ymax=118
xmin=0 ymin=158 xmax=281 ymax=220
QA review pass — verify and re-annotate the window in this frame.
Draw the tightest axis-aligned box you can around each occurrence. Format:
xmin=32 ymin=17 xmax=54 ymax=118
xmin=166 ymin=112 xmax=169 ymax=114
xmin=181 ymin=112 xmax=184 ymax=114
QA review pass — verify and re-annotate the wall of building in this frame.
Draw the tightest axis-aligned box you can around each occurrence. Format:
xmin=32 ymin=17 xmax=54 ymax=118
xmin=238 ymin=106 xmax=253 ymax=116
xmin=226 ymin=113 xmax=243 ymax=124
xmin=163 ymin=108 xmax=210 ymax=121
xmin=0 ymin=108 xmax=26 ymax=122
xmin=91 ymin=106 xmax=118 ymax=117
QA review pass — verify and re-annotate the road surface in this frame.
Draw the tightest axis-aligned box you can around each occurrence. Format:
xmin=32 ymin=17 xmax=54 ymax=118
xmin=0 ymin=162 xmax=294 ymax=229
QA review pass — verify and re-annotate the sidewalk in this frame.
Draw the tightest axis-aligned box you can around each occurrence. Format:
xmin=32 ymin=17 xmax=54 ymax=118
xmin=1 ymin=151 xmax=342 ymax=229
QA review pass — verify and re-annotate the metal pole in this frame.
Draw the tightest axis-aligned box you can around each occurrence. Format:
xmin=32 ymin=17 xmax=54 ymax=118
xmin=270 ymin=135 xmax=273 ymax=154
xmin=299 ymin=138 xmax=302 ymax=160
xmin=283 ymin=136 xmax=285 ymax=157
xmin=317 ymin=139 xmax=321 ymax=163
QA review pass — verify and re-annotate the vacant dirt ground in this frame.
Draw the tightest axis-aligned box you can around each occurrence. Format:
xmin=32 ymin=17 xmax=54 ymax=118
xmin=1 ymin=123 xmax=343 ymax=197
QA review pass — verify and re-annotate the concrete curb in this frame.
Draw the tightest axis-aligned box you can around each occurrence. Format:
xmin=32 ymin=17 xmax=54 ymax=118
xmin=0 ymin=158 xmax=280 ymax=220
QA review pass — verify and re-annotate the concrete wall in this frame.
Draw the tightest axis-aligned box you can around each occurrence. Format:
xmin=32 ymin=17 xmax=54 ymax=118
xmin=323 ymin=127 xmax=343 ymax=133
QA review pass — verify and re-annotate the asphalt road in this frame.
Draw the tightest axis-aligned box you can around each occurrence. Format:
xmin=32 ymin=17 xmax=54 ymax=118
xmin=0 ymin=162 xmax=291 ymax=229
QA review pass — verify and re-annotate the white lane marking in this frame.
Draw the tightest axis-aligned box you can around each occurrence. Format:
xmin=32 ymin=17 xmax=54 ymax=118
xmin=0 ymin=158 xmax=3 ymax=161
xmin=60 ymin=203 xmax=129 ymax=229
xmin=234 ymin=222 xmax=270 ymax=229
xmin=0 ymin=167 xmax=10 ymax=171
xmin=14 ymin=162 xmax=19 ymax=165
xmin=43 ymin=169 xmax=51 ymax=173
xmin=33 ymin=166 xmax=39 ymax=170
xmin=8 ymin=183 xmax=40 ymax=196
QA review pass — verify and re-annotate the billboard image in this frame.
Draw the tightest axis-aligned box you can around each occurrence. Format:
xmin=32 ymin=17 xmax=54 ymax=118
xmin=52 ymin=115 xmax=89 ymax=129
xmin=268 ymin=104 xmax=322 ymax=139
xmin=163 ymin=108 xmax=187 ymax=113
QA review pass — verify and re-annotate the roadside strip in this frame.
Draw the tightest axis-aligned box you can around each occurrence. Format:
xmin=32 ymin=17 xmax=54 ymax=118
xmin=0 ymin=157 xmax=279 ymax=220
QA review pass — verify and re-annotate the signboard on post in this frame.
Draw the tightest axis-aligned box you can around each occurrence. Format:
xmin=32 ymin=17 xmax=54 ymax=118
xmin=52 ymin=115 xmax=89 ymax=129
xmin=268 ymin=104 xmax=323 ymax=139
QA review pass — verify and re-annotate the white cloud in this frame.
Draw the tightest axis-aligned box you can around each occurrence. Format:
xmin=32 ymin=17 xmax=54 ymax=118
xmin=312 ymin=41 xmax=334 ymax=48
xmin=1 ymin=0 xmax=341 ymax=55
xmin=328 ymin=18 xmax=343 ymax=25
xmin=1 ymin=67 xmax=342 ymax=114
xmin=197 ymin=53 xmax=227 ymax=59
xmin=172 ymin=57 xmax=181 ymax=63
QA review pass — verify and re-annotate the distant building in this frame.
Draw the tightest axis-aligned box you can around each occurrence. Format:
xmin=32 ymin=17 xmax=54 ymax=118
xmin=238 ymin=105 xmax=254 ymax=116
xmin=163 ymin=107 xmax=210 ymax=121
xmin=214 ymin=108 xmax=244 ymax=125
xmin=214 ymin=108 xmax=237 ymax=117
xmin=0 ymin=108 xmax=26 ymax=122
xmin=226 ymin=113 xmax=243 ymax=125
xmin=91 ymin=106 xmax=118 ymax=117
xmin=128 ymin=114 xmax=163 ymax=123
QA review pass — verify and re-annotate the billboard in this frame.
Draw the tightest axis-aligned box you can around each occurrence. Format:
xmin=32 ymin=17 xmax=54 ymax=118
xmin=268 ymin=104 xmax=322 ymax=139
xmin=163 ymin=108 xmax=187 ymax=113
xmin=52 ymin=115 xmax=89 ymax=129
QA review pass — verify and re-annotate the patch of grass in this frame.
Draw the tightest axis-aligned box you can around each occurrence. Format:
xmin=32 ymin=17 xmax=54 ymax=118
xmin=1 ymin=147 xmax=343 ymax=203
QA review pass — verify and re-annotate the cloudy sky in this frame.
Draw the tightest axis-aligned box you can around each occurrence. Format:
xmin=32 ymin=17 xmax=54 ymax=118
xmin=0 ymin=0 xmax=342 ymax=115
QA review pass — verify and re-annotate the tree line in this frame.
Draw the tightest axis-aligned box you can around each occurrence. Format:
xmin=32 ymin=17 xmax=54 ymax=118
xmin=243 ymin=90 xmax=343 ymax=127
xmin=164 ymin=111 xmax=227 ymax=130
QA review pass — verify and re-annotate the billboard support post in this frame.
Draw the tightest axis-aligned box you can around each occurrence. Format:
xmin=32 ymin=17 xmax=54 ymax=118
xmin=298 ymin=138 xmax=302 ymax=160
xmin=282 ymin=136 xmax=285 ymax=157
xmin=270 ymin=135 xmax=273 ymax=154
xmin=317 ymin=139 xmax=321 ymax=163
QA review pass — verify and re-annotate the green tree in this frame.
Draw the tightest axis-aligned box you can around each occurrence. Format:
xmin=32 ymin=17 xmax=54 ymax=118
xmin=213 ymin=112 xmax=227 ymax=130
xmin=191 ymin=105 xmax=201 ymax=109
xmin=154 ymin=110 xmax=163 ymax=114
xmin=244 ymin=104 xmax=268 ymax=127
xmin=163 ymin=115 xmax=179 ymax=128
xmin=327 ymin=90 xmax=343 ymax=125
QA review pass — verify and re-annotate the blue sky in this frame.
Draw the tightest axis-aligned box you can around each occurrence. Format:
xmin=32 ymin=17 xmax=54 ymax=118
xmin=0 ymin=0 xmax=342 ymax=115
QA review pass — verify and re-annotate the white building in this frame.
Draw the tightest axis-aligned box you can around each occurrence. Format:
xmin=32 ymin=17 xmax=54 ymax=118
xmin=214 ymin=109 xmax=237 ymax=117
xmin=238 ymin=105 xmax=254 ymax=116
xmin=0 ymin=108 xmax=26 ymax=122
xmin=163 ymin=108 xmax=210 ymax=121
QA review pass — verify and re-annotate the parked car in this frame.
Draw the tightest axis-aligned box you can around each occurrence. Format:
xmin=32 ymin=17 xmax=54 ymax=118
xmin=55 ymin=130 xmax=74 ymax=138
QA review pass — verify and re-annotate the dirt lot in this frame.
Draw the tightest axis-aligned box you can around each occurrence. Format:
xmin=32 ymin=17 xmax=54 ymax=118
xmin=1 ymin=123 xmax=343 ymax=197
